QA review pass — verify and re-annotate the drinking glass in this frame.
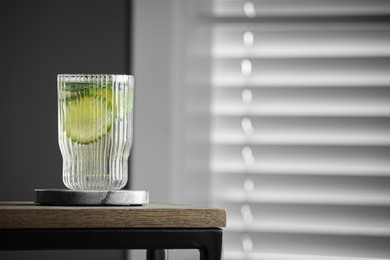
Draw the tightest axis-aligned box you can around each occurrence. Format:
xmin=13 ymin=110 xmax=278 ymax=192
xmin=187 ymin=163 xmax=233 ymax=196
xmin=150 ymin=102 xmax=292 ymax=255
xmin=57 ymin=74 xmax=134 ymax=190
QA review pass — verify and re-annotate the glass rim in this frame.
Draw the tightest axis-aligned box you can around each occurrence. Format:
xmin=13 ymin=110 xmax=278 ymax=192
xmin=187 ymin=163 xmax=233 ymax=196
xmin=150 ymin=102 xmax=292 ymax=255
xmin=58 ymin=74 xmax=133 ymax=83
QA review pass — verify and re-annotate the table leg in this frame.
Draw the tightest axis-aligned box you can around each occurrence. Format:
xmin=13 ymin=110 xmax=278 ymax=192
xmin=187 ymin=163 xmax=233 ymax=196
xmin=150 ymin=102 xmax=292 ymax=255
xmin=147 ymin=249 xmax=167 ymax=260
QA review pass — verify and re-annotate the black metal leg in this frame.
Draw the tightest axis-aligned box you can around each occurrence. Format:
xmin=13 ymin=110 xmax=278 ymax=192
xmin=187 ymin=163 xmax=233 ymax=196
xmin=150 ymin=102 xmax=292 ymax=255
xmin=198 ymin=232 xmax=223 ymax=260
xmin=147 ymin=249 xmax=167 ymax=260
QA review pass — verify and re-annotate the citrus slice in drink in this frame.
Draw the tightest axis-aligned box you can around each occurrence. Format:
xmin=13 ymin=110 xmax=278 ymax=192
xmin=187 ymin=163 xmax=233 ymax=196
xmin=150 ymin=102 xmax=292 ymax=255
xmin=64 ymin=95 xmax=112 ymax=144
xmin=93 ymin=87 xmax=134 ymax=119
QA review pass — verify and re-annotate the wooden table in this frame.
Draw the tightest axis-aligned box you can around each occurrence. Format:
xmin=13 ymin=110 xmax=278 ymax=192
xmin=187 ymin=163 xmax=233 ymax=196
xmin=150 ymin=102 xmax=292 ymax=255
xmin=0 ymin=202 xmax=226 ymax=260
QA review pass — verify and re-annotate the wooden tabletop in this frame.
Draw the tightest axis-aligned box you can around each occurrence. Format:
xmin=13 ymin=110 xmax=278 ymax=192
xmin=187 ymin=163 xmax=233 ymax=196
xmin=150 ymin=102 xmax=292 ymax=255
xmin=0 ymin=202 xmax=226 ymax=229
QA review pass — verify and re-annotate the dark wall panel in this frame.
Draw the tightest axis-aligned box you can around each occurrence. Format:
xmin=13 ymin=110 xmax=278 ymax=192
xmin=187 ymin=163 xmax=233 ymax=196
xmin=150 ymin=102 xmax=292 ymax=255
xmin=0 ymin=0 xmax=130 ymax=200
xmin=0 ymin=0 xmax=130 ymax=259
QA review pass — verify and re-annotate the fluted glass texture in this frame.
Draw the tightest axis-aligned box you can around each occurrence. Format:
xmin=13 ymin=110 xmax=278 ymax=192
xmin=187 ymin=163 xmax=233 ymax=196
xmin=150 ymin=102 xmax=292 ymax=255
xmin=58 ymin=74 xmax=134 ymax=190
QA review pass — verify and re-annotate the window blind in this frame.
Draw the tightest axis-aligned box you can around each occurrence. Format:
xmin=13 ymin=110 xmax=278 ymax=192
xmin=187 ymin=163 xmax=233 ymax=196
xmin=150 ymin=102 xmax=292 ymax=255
xmin=209 ymin=0 xmax=390 ymax=259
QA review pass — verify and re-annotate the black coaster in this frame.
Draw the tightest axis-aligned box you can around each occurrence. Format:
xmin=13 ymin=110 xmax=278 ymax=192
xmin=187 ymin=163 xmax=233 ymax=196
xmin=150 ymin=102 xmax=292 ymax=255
xmin=34 ymin=189 xmax=149 ymax=206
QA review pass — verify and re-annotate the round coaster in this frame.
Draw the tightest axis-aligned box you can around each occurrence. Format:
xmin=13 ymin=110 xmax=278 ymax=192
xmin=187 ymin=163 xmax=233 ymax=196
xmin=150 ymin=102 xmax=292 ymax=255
xmin=34 ymin=189 xmax=149 ymax=206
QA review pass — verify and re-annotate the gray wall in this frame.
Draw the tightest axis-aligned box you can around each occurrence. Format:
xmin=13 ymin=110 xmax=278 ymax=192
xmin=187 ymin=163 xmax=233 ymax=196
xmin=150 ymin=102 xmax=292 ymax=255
xmin=0 ymin=0 xmax=130 ymax=259
xmin=132 ymin=0 xmax=173 ymax=201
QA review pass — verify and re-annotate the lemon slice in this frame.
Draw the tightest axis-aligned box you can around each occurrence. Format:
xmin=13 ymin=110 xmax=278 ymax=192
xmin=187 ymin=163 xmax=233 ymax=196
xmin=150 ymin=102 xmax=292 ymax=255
xmin=64 ymin=95 xmax=112 ymax=144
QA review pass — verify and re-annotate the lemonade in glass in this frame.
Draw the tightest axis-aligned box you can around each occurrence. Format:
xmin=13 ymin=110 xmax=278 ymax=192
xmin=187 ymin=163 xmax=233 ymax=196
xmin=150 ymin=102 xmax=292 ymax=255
xmin=57 ymin=74 xmax=134 ymax=190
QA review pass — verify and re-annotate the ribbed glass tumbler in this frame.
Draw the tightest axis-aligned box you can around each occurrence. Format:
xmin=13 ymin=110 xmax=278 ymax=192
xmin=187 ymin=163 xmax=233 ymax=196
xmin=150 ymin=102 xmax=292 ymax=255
xmin=58 ymin=74 xmax=134 ymax=190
